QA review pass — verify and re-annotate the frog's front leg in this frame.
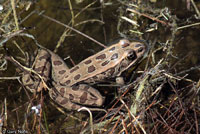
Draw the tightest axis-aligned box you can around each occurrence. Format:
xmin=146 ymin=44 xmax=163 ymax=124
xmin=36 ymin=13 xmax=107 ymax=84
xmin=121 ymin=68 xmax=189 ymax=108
xmin=47 ymin=50 xmax=70 ymax=83
xmin=49 ymin=84 xmax=105 ymax=110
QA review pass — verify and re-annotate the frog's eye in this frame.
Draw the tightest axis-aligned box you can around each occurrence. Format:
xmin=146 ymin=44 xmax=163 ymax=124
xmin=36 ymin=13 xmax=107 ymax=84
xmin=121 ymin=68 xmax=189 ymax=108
xmin=127 ymin=50 xmax=136 ymax=60
xmin=135 ymin=44 xmax=143 ymax=48
xmin=137 ymin=47 xmax=144 ymax=53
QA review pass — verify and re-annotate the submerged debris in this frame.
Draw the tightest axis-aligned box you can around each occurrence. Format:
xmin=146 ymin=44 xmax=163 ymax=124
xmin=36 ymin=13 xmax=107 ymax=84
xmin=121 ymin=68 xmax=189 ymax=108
xmin=0 ymin=0 xmax=199 ymax=133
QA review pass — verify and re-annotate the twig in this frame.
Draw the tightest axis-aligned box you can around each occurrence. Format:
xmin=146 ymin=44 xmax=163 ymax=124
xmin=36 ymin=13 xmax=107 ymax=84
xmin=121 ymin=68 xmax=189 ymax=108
xmin=2 ymin=10 xmax=12 ymax=25
xmin=121 ymin=117 xmax=128 ymax=134
xmin=68 ymin=0 xmax=74 ymax=26
xmin=121 ymin=16 xmax=139 ymax=26
xmin=78 ymin=107 xmax=94 ymax=134
xmin=110 ymin=115 xmax=122 ymax=134
xmin=4 ymin=98 xmax=7 ymax=127
xmin=0 ymin=77 xmax=20 ymax=80
xmin=20 ymin=10 xmax=36 ymax=24
xmin=39 ymin=13 xmax=106 ymax=48
xmin=193 ymin=109 xmax=199 ymax=134
xmin=10 ymin=0 xmax=19 ymax=30
xmin=104 ymin=104 xmax=124 ymax=129
xmin=127 ymin=8 xmax=169 ymax=26
xmin=4 ymin=56 xmax=49 ymax=91
xmin=0 ymin=30 xmax=24 ymax=47
xmin=190 ymin=0 xmax=200 ymax=18
xmin=100 ymin=1 xmax=107 ymax=43
xmin=74 ymin=19 xmax=104 ymax=27
xmin=120 ymin=99 xmax=147 ymax=134
xmin=176 ymin=22 xmax=200 ymax=30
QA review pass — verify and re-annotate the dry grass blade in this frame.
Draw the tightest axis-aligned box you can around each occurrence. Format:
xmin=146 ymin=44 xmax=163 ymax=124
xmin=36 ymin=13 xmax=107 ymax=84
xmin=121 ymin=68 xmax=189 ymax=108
xmin=190 ymin=0 xmax=200 ymax=18
xmin=0 ymin=30 xmax=24 ymax=47
xmin=78 ymin=107 xmax=94 ymax=134
xmin=109 ymin=115 xmax=122 ymax=134
xmin=176 ymin=22 xmax=200 ymax=30
xmin=121 ymin=117 xmax=128 ymax=134
xmin=10 ymin=0 xmax=19 ymax=30
xmin=127 ymin=8 xmax=169 ymax=26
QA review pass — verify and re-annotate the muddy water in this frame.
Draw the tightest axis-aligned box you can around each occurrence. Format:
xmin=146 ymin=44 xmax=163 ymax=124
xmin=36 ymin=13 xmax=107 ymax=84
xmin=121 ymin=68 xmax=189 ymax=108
xmin=1 ymin=0 xmax=200 ymax=133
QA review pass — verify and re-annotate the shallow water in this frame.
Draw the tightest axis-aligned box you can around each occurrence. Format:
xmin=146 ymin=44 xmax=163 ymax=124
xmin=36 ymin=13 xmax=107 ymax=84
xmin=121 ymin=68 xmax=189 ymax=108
xmin=1 ymin=0 xmax=200 ymax=133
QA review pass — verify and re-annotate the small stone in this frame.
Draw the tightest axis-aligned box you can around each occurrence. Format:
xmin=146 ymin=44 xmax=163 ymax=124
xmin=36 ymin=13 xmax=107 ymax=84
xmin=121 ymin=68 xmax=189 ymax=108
xmin=116 ymin=77 xmax=125 ymax=85
xmin=0 ymin=5 xmax=3 ymax=11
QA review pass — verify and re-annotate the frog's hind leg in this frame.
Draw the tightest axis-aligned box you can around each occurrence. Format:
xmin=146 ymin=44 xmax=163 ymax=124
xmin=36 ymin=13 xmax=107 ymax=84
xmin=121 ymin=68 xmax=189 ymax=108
xmin=69 ymin=84 xmax=105 ymax=107
xmin=49 ymin=84 xmax=105 ymax=110
xmin=49 ymin=89 xmax=82 ymax=110
xmin=49 ymin=87 xmax=105 ymax=112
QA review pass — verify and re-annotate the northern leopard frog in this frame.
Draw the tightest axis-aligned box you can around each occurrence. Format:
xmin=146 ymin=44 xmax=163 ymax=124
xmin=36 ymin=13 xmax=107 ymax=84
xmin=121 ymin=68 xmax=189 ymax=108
xmin=8 ymin=39 xmax=146 ymax=110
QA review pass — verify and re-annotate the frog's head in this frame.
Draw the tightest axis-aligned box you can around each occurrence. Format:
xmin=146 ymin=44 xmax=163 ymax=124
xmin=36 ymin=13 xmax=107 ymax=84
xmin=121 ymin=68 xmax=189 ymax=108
xmin=117 ymin=39 xmax=147 ymax=74
xmin=119 ymin=39 xmax=146 ymax=59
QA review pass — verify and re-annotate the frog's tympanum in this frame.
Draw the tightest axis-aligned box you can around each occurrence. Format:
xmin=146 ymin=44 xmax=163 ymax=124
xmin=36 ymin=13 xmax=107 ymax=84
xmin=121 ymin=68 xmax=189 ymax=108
xmin=9 ymin=39 xmax=146 ymax=110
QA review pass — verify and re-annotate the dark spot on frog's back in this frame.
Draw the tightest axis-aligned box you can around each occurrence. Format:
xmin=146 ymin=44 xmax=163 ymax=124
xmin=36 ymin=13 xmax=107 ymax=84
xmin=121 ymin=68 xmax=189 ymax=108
xmin=96 ymin=54 xmax=106 ymax=60
xmin=101 ymin=60 xmax=109 ymax=66
xmin=60 ymin=87 xmax=65 ymax=96
xmin=65 ymin=80 xmax=71 ymax=85
xmin=69 ymin=94 xmax=74 ymax=100
xmin=70 ymin=66 xmax=79 ymax=73
xmin=58 ymin=70 xmax=66 ymax=74
xmin=111 ymin=53 xmax=118 ymax=60
xmin=88 ymin=65 xmax=96 ymax=73
xmin=53 ymin=60 xmax=63 ymax=66
xmin=84 ymin=59 xmax=92 ymax=65
xmin=74 ymin=74 xmax=81 ymax=80
xmin=60 ymin=98 xmax=68 ymax=105
xmin=80 ymin=92 xmax=87 ymax=103
xmin=71 ymin=104 xmax=77 ymax=110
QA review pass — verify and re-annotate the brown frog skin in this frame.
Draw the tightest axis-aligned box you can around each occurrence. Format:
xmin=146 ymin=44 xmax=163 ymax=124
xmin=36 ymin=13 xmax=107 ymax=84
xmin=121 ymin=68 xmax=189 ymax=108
xmin=7 ymin=39 xmax=146 ymax=111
